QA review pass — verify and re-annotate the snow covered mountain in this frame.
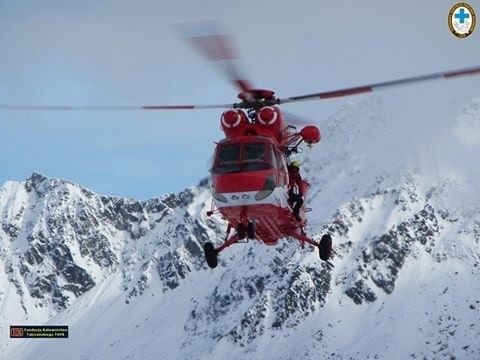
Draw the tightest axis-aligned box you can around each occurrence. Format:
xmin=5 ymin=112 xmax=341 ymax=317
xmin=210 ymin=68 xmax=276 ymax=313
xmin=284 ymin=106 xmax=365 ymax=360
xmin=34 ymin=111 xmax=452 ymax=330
xmin=2 ymin=90 xmax=480 ymax=359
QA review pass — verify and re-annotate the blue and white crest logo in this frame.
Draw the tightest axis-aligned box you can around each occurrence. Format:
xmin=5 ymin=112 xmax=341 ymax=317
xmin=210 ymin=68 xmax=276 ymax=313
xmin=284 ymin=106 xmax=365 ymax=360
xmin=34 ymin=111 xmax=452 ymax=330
xmin=448 ymin=3 xmax=476 ymax=38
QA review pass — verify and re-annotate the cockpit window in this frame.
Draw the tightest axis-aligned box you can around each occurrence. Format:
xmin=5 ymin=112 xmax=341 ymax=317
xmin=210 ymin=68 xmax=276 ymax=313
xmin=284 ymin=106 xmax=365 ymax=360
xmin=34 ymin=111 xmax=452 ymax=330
xmin=242 ymin=143 xmax=266 ymax=162
xmin=217 ymin=144 xmax=240 ymax=165
xmin=212 ymin=141 xmax=273 ymax=174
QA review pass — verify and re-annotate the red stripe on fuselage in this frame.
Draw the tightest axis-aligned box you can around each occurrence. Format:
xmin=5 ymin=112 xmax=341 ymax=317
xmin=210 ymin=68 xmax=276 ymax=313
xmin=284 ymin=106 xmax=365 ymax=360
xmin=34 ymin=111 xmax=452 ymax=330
xmin=212 ymin=169 xmax=275 ymax=193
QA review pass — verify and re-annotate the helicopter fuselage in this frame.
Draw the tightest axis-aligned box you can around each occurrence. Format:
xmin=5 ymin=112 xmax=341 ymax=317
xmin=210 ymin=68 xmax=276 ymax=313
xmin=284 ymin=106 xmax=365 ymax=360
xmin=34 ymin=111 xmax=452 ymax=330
xmin=209 ymin=104 xmax=319 ymax=245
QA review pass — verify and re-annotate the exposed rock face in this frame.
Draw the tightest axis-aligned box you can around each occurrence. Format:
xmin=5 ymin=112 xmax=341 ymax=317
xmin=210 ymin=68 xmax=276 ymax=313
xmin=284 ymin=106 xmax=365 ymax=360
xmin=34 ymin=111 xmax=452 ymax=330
xmin=0 ymin=173 xmax=222 ymax=314
xmin=3 ymin=97 xmax=480 ymax=360
xmin=2 ymin=165 xmax=480 ymax=359
xmin=3 ymin=90 xmax=480 ymax=360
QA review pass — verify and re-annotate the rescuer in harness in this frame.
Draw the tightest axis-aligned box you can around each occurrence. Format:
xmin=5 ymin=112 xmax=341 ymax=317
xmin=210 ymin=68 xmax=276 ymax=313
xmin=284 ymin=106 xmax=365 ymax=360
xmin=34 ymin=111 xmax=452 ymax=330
xmin=288 ymin=161 xmax=304 ymax=221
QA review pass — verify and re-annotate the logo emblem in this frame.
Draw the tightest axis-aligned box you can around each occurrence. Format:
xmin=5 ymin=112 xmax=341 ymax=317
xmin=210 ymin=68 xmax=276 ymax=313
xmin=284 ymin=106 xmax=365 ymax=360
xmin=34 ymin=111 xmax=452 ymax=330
xmin=10 ymin=327 xmax=24 ymax=337
xmin=448 ymin=3 xmax=476 ymax=38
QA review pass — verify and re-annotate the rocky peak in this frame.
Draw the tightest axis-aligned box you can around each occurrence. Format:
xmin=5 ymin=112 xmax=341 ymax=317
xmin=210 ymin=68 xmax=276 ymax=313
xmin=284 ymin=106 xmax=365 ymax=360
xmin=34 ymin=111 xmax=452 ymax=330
xmin=0 ymin=175 xmax=222 ymax=317
xmin=3 ymin=96 xmax=480 ymax=359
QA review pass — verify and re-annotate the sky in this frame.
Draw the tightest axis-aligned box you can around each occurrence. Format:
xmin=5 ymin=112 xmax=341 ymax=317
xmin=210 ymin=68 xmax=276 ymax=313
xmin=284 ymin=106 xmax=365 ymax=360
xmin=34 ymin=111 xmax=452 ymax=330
xmin=1 ymin=0 xmax=479 ymax=200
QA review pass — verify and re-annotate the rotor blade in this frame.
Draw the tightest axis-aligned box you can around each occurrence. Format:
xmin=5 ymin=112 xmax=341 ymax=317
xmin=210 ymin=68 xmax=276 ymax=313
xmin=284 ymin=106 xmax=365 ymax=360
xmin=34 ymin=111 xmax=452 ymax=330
xmin=0 ymin=103 xmax=233 ymax=111
xmin=175 ymin=21 xmax=253 ymax=93
xmin=278 ymin=65 xmax=480 ymax=104
xmin=281 ymin=110 xmax=313 ymax=126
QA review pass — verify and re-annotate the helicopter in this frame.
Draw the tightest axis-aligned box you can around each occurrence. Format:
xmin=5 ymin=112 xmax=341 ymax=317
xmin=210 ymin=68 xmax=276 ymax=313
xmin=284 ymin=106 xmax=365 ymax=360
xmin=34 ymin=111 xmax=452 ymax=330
xmin=2 ymin=22 xmax=480 ymax=269
xmin=204 ymin=89 xmax=329 ymax=269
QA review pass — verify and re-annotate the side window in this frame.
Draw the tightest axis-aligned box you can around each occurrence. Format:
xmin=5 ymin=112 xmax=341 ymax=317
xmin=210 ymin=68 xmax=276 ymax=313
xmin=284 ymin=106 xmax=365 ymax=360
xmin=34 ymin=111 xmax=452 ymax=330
xmin=275 ymin=149 xmax=286 ymax=171
xmin=268 ymin=144 xmax=277 ymax=169
xmin=275 ymin=149 xmax=287 ymax=186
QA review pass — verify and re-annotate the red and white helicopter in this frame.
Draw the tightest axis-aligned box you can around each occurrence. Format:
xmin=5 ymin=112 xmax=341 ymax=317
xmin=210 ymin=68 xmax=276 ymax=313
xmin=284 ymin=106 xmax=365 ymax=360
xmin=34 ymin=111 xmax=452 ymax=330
xmin=2 ymin=22 xmax=480 ymax=269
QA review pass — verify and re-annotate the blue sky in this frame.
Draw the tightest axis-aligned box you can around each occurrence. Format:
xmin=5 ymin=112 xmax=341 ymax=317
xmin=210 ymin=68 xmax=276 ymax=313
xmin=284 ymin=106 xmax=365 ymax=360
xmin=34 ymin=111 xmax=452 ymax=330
xmin=1 ymin=0 xmax=479 ymax=199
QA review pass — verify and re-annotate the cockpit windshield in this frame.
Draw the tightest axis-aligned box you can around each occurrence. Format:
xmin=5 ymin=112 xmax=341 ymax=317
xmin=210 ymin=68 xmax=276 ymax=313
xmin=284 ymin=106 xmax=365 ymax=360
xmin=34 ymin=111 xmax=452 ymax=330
xmin=243 ymin=143 xmax=266 ymax=163
xmin=217 ymin=144 xmax=240 ymax=166
xmin=212 ymin=141 xmax=273 ymax=174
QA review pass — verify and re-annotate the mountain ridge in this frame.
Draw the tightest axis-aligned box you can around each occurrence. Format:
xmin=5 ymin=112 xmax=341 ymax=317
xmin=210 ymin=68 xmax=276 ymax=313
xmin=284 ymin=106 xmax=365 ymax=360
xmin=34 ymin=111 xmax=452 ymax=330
xmin=2 ymin=93 xmax=480 ymax=359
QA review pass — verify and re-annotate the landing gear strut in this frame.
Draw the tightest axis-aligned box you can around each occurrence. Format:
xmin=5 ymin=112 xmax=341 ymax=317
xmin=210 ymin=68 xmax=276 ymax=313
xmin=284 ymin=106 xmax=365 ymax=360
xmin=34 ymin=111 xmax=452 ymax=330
xmin=204 ymin=223 xmax=333 ymax=269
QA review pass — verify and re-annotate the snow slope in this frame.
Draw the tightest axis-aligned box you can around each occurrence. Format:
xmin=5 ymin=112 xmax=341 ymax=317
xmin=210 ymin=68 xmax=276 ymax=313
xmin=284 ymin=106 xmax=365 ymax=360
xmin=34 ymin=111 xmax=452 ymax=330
xmin=1 ymin=85 xmax=480 ymax=359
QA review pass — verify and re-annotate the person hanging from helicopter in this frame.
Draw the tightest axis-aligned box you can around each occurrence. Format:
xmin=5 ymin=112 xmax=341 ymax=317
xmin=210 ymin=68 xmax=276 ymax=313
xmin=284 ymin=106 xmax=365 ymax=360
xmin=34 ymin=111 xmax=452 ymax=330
xmin=287 ymin=160 xmax=304 ymax=221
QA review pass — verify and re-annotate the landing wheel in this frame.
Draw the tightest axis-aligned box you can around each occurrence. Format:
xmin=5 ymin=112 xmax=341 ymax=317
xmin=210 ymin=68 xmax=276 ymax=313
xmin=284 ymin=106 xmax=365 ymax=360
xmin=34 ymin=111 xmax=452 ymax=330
xmin=319 ymin=234 xmax=332 ymax=261
xmin=247 ymin=221 xmax=255 ymax=239
xmin=203 ymin=242 xmax=218 ymax=268
xmin=236 ymin=224 xmax=246 ymax=240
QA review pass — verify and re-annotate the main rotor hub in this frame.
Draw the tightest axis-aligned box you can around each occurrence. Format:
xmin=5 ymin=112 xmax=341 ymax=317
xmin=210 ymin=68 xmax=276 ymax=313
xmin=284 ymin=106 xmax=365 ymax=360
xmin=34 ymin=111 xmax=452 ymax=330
xmin=234 ymin=89 xmax=279 ymax=110
xmin=237 ymin=89 xmax=275 ymax=101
